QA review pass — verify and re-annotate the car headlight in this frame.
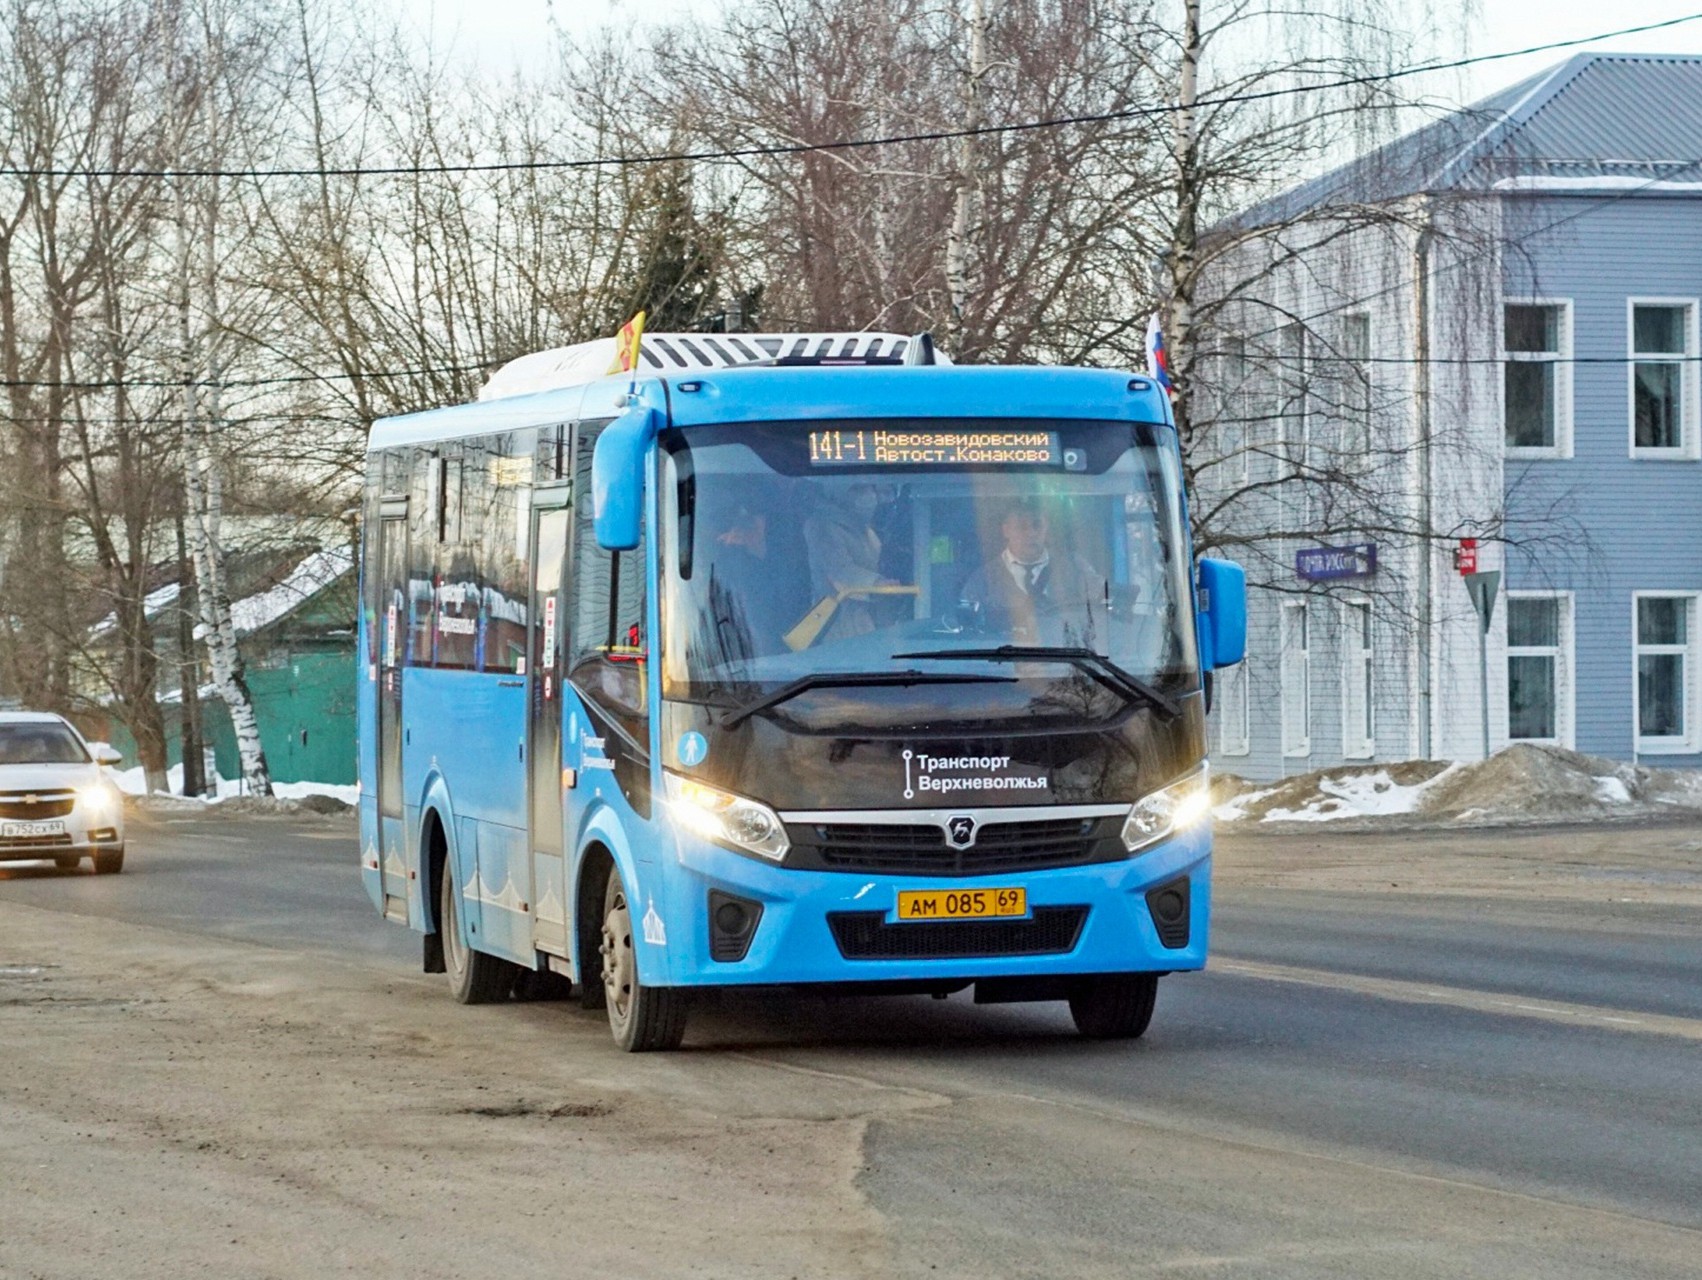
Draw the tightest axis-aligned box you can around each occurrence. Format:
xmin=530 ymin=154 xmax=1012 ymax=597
xmin=663 ymin=772 xmax=789 ymax=862
xmin=77 ymin=783 xmax=119 ymax=819
xmin=1121 ymin=765 xmax=1211 ymax=854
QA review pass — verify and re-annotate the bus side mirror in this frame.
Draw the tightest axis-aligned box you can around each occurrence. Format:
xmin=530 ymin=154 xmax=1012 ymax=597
xmin=592 ymin=406 xmax=662 ymax=551
xmin=1196 ymin=558 xmax=1246 ymax=670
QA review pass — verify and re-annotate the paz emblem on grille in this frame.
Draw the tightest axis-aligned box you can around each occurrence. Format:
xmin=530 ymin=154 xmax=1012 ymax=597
xmin=945 ymin=815 xmax=977 ymax=849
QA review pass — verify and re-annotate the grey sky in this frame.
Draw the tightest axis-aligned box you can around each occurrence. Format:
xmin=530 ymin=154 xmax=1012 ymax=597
xmin=423 ymin=0 xmax=1702 ymax=104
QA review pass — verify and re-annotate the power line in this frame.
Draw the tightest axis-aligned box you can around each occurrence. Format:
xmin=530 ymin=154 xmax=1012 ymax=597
xmin=2 ymin=15 xmax=1698 ymax=181
xmin=1 ymin=359 xmax=500 ymax=392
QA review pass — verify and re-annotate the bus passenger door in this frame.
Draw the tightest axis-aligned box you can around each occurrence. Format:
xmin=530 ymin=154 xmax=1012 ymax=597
xmin=376 ymin=505 xmax=409 ymax=921
xmin=527 ymin=487 xmax=573 ymax=957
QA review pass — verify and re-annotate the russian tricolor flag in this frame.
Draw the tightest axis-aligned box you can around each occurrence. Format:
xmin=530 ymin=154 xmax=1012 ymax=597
xmin=1145 ymin=312 xmax=1173 ymax=394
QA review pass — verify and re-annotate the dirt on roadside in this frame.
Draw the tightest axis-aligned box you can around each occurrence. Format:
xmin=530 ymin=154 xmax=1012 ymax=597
xmin=0 ymin=900 xmax=907 ymax=1280
xmin=1213 ymin=816 xmax=1702 ymax=906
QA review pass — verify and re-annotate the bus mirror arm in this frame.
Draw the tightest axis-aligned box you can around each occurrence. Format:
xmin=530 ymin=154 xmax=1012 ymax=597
xmin=593 ymin=405 xmax=663 ymax=551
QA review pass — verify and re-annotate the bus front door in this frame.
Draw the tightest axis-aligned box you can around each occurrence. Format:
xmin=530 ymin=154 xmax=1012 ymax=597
xmin=527 ymin=490 xmax=573 ymax=958
xmin=376 ymin=508 xmax=409 ymax=921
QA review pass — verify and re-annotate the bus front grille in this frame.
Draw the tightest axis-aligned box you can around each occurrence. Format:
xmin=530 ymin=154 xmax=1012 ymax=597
xmin=792 ymin=816 xmax=1111 ymax=875
xmin=827 ymin=906 xmax=1088 ymax=960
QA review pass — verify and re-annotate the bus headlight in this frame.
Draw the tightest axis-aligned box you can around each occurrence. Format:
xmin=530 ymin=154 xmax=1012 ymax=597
xmin=1121 ymin=765 xmax=1211 ymax=854
xmin=77 ymin=783 xmax=119 ymax=820
xmin=664 ymin=772 xmax=789 ymax=862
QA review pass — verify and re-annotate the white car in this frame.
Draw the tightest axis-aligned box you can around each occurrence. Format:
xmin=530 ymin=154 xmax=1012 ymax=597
xmin=0 ymin=712 xmax=126 ymax=874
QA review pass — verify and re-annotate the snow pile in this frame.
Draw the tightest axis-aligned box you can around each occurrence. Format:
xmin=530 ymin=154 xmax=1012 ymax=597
xmin=1214 ymin=761 xmax=1453 ymax=824
xmin=112 ymin=763 xmax=355 ymax=813
xmin=1216 ymin=745 xmax=1702 ymax=827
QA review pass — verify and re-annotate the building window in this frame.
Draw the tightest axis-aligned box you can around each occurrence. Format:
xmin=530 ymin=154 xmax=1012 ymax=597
xmin=1340 ymin=314 xmax=1372 ymax=457
xmin=1275 ymin=323 xmax=1308 ymax=521
xmin=1216 ymin=661 xmax=1250 ymax=756
xmin=1629 ymin=301 xmax=1698 ymax=456
xmin=1635 ymin=593 xmax=1697 ymax=752
xmin=1339 ymin=600 xmax=1374 ymax=758
xmin=1280 ymin=602 xmax=1310 ymax=757
xmin=1507 ymin=593 xmax=1572 ymax=747
xmin=1219 ymin=335 xmax=1252 ymax=486
xmin=1504 ymin=301 xmax=1570 ymax=454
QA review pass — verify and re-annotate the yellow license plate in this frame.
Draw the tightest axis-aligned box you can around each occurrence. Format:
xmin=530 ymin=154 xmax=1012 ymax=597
xmin=896 ymin=887 xmax=1027 ymax=921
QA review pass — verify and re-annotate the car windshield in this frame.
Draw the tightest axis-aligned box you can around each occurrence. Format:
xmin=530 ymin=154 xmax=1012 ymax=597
xmin=0 ymin=722 xmax=89 ymax=765
xmin=659 ymin=418 xmax=1198 ymax=728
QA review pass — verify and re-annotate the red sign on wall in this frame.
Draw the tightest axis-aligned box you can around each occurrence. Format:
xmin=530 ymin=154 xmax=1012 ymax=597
xmin=1454 ymin=538 xmax=1478 ymax=575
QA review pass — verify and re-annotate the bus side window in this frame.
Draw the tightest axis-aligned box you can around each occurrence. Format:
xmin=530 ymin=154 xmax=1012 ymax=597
xmin=569 ymin=419 xmax=647 ymax=728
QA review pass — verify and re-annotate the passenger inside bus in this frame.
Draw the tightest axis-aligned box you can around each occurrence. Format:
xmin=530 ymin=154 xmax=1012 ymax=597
xmin=802 ymin=481 xmax=903 ymax=645
xmin=701 ymin=491 xmax=805 ymax=657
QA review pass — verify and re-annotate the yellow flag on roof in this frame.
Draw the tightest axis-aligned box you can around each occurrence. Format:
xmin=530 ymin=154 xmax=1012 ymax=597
xmin=608 ymin=311 xmax=647 ymax=375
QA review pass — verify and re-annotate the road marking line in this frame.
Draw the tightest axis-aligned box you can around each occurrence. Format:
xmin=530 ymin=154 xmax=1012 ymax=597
xmin=1213 ymin=957 xmax=1702 ymax=1042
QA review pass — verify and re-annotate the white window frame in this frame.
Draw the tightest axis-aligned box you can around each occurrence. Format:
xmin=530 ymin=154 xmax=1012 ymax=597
xmin=1338 ymin=598 xmax=1374 ymax=759
xmin=1626 ymin=298 xmax=1700 ymax=460
xmin=1503 ymin=297 xmax=1573 ymax=459
xmin=1215 ymin=660 xmax=1251 ymax=757
xmin=1505 ymin=590 xmax=1574 ymax=749
xmin=1633 ymin=591 xmax=1699 ymax=755
xmin=1280 ymin=601 xmax=1311 ymax=757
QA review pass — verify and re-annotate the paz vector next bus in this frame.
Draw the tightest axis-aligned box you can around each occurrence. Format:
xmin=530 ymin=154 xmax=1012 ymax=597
xmin=357 ymin=331 xmax=1246 ymax=1051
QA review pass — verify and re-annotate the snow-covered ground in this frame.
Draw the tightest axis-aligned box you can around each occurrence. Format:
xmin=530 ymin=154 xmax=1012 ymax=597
xmin=112 ymin=762 xmax=357 ymax=807
xmin=1215 ymin=745 xmax=1702 ymax=827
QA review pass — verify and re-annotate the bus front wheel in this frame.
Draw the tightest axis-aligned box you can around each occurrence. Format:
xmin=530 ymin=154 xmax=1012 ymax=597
xmin=441 ymin=859 xmax=518 ymax=1004
xmin=1069 ymin=973 xmax=1159 ymax=1039
xmin=600 ymin=871 xmax=688 ymax=1052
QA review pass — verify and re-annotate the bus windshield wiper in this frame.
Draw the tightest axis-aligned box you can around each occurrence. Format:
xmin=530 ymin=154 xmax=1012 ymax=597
xmin=892 ymin=646 xmax=1184 ymax=720
xmin=720 ymin=670 xmax=1017 ymax=730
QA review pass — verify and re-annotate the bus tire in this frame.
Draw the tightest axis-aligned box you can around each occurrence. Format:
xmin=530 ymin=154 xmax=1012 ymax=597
xmin=1069 ymin=973 xmax=1159 ymax=1040
xmin=441 ymin=856 xmax=517 ymax=1004
xmin=600 ymin=870 xmax=688 ymax=1052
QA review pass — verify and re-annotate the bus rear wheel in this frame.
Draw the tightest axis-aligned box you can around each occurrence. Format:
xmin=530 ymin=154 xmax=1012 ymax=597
xmin=441 ymin=860 xmax=517 ymax=1004
xmin=1069 ymin=973 xmax=1159 ymax=1039
xmin=600 ymin=871 xmax=688 ymax=1052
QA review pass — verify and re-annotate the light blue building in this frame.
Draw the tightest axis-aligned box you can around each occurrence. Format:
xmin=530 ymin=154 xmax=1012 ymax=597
xmin=1199 ymin=54 xmax=1702 ymax=777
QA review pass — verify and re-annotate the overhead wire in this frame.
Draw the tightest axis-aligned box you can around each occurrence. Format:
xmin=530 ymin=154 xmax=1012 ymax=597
xmin=0 ymin=18 xmax=1696 ymax=394
xmin=0 ymin=14 xmax=1697 ymax=180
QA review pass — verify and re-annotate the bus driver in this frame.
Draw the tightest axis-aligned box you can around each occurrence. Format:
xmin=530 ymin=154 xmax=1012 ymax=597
xmin=958 ymin=500 xmax=1101 ymax=645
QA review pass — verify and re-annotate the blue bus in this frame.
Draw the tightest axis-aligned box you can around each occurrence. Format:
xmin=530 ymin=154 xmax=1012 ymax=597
xmin=358 ymin=331 xmax=1245 ymax=1051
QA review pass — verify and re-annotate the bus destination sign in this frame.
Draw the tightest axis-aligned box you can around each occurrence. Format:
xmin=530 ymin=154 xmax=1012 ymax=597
xmin=808 ymin=427 xmax=1064 ymax=467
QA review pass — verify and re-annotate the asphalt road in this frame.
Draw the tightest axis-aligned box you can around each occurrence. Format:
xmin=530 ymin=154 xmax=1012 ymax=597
xmin=5 ymin=807 xmax=1700 ymax=1278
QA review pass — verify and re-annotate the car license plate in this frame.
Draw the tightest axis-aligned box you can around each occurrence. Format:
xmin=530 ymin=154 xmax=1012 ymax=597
xmin=1 ymin=820 xmax=65 ymax=838
xmin=896 ymin=887 xmax=1026 ymax=921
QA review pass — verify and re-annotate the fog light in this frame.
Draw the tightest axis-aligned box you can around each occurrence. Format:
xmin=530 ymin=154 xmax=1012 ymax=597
xmin=1145 ymin=878 xmax=1191 ymax=949
xmin=714 ymin=901 xmax=749 ymax=935
xmin=708 ymin=890 xmax=762 ymax=963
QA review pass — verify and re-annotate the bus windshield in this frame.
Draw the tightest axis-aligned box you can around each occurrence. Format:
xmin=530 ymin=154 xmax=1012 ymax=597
xmin=660 ymin=418 xmax=1198 ymax=729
